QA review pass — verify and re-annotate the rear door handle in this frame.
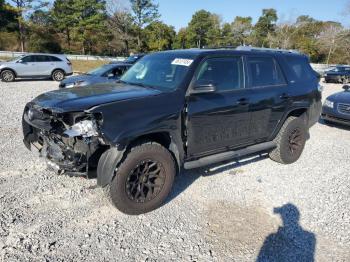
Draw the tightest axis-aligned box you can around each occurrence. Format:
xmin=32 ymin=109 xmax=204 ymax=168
xmin=237 ymin=98 xmax=249 ymax=105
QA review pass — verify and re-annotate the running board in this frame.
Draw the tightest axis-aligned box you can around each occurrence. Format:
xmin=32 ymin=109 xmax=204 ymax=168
xmin=184 ymin=141 xmax=276 ymax=169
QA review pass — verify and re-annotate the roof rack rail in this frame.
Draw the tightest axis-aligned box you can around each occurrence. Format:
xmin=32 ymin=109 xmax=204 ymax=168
xmin=236 ymin=46 xmax=300 ymax=54
xmin=202 ymin=46 xmax=236 ymax=49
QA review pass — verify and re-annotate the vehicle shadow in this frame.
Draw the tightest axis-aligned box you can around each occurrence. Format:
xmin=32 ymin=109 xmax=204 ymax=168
xmin=318 ymin=118 xmax=350 ymax=131
xmin=256 ymin=203 xmax=316 ymax=262
xmin=166 ymin=153 xmax=269 ymax=204
xmin=13 ymin=79 xmax=54 ymax=82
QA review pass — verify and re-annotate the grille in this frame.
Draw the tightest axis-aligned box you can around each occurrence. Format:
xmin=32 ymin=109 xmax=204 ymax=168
xmin=338 ymin=103 xmax=350 ymax=115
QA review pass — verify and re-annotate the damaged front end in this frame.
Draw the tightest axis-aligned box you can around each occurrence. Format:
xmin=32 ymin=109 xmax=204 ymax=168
xmin=22 ymin=103 xmax=106 ymax=176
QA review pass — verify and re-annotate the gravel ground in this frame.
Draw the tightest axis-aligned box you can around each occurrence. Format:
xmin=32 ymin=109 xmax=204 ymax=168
xmin=0 ymin=79 xmax=349 ymax=262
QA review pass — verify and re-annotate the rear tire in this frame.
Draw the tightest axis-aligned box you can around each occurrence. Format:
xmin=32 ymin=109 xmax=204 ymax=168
xmin=52 ymin=69 xmax=65 ymax=81
xmin=269 ymin=116 xmax=307 ymax=164
xmin=109 ymin=142 xmax=176 ymax=215
xmin=1 ymin=70 xmax=15 ymax=82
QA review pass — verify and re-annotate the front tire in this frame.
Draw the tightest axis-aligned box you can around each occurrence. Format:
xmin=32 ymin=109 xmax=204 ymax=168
xmin=52 ymin=69 xmax=65 ymax=81
xmin=1 ymin=70 xmax=15 ymax=82
xmin=109 ymin=142 xmax=176 ymax=215
xmin=269 ymin=116 xmax=307 ymax=164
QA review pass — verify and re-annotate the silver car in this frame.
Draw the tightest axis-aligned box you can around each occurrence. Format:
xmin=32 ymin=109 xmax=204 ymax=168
xmin=0 ymin=53 xmax=73 ymax=82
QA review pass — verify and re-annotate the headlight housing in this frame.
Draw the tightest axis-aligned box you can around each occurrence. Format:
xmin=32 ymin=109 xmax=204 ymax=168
xmin=64 ymin=120 xmax=98 ymax=137
xmin=323 ymin=99 xmax=334 ymax=109
xmin=65 ymin=83 xmax=75 ymax=88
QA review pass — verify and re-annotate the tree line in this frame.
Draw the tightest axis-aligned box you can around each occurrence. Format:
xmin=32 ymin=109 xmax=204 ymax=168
xmin=1 ymin=0 xmax=350 ymax=64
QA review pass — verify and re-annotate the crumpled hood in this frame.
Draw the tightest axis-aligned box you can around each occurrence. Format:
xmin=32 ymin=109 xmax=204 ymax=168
xmin=32 ymin=83 xmax=161 ymax=112
xmin=328 ymin=91 xmax=350 ymax=104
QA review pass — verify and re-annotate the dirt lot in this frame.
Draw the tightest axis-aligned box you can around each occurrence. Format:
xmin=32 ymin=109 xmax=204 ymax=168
xmin=0 ymin=80 xmax=349 ymax=261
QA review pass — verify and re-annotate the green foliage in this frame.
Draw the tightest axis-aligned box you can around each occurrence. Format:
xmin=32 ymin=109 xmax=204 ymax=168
xmin=187 ymin=10 xmax=219 ymax=48
xmin=1 ymin=1 xmax=350 ymax=64
xmin=0 ymin=0 xmax=17 ymax=32
xmin=144 ymin=21 xmax=175 ymax=51
xmin=0 ymin=31 xmax=18 ymax=50
xmin=70 ymin=0 xmax=107 ymax=54
xmin=51 ymin=0 xmax=76 ymax=49
xmin=220 ymin=16 xmax=253 ymax=46
xmin=27 ymin=10 xmax=61 ymax=53
xmin=130 ymin=0 xmax=160 ymax=50
xmin=252 ymin=8 xmax=278 ymax=47
xmin=27 ymin=31 xmax=62 ymax=53
xmin=173 ymin=28 xmax=190 ymax=49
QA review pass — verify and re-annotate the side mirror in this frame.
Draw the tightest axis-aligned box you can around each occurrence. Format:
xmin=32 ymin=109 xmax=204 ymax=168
xmin=107 ymin=73 xmax=114 ymax=78
xmin=343 ymin=85 xmax=350 ymax=91
xmin=17 ymin=59 xmax=23 ymax=63
xmin=191 ymin=81 xmax=216 ymax=94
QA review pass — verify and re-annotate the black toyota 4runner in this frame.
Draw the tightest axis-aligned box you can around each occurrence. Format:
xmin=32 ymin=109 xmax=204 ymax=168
xmin=22 ymin=47 xmax=322 ymax=215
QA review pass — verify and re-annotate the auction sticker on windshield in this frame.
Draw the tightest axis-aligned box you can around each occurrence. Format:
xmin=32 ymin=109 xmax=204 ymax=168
xmin=171 ymin=58 xmax=194 ymax=67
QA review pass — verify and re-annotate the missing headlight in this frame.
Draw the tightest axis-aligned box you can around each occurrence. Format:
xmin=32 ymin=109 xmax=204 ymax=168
xmin=64 ymin=120 xmax=99 ymax=138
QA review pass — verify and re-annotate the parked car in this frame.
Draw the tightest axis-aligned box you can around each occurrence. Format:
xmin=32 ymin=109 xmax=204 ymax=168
xmin=59 ymin=63 xmax=131 ymax=88
xmin=0 ymin=54 xmax=73 ymax=82
xmin=321 ymin=85 xmax=350 ymax=126
xmin=110 ymin=54 xmax=145 ymax=65
xmin=22 ymin=47 xmax=322 ymax=215
xmin=324 ymin=65 xmax=350 ymax=84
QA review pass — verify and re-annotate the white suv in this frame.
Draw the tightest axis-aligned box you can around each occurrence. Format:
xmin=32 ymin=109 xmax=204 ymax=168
xmin=0 ymin=53 xmax=73 ymax=82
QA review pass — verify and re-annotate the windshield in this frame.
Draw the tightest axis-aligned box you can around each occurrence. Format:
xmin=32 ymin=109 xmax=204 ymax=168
xmin=87 ymin=65 xmax=111 ymax=76
xmin=120 ymin=53 xmax=195 ymax=91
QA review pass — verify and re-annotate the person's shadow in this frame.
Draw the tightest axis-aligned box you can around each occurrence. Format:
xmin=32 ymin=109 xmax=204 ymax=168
xmin=257 ymin=203 xmax=316 ymax=262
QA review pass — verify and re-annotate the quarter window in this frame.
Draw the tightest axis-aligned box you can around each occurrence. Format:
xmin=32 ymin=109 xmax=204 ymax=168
xmin=285 ymin=56 xmax=316 ymax=81
xmin=196 ymin=57 xmax=244 ymax=91
xmin=34 ymin=55 xmax=50 ymax=62
xmin=49 ymin=56 xmax=62 ymax=62
xmin=247 ymin=57 xmax=286 ymax=87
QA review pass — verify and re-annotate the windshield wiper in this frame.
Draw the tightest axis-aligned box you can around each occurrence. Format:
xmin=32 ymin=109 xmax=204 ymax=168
xmin=116 ymin=79 xmax=128 ymax=84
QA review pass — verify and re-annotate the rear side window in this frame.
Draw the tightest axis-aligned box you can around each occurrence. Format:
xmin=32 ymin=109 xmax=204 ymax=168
xmin=196 ymin=57 xmax=244 ymax=91
xmin=285 ymin=56 xmax=315 ymax=81
xmin=34 ymin=55 xmax=51 ymax=62
xmin=50 ymin=56 xmax=62 ymax=62
xmin=247 ymin=56 xmax=286 ymax=87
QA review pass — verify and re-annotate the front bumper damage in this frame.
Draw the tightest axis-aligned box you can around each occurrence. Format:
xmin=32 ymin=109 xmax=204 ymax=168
xmin=22 ymin=103 xmax=104 ymax=176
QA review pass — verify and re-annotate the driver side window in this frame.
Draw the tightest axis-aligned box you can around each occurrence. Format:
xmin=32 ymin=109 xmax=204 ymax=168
xmin=21 ymin=56 xmax=35 ymax=63
xmin=196 ymin=57 xmax=244 ymax=92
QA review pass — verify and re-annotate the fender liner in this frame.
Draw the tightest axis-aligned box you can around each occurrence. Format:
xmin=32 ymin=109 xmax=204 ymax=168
xmin=0 ymin=67 xmax=17 ymax=77
xmin=97 ymin=147 xmax=125 ymax=187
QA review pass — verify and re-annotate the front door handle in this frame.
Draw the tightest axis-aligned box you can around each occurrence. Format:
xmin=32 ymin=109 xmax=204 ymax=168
xmin=280 ymin=93 xmax=291 ymax=100
xmin=237 ymin=98 xmax=249 ymax=105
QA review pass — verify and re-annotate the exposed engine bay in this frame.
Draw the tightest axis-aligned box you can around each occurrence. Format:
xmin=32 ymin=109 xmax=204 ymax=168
xmin=22 ymin=103 xmax=106 ymax=176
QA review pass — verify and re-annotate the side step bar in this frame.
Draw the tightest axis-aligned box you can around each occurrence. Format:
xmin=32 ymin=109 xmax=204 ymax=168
xmin=184 ymin=141 xmax=276 ymax=169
